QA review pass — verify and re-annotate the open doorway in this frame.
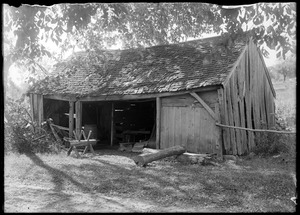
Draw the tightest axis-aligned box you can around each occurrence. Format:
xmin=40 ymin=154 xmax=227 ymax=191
xmin=81 ymin=99 xmax=156 ymax=147
xmin=113 ymin=99 xmax=156 ymax=145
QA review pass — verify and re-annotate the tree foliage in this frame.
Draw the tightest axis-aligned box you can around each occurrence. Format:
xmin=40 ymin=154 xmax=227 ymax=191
xmin=3 ymin=2 xmax=296 ymax=97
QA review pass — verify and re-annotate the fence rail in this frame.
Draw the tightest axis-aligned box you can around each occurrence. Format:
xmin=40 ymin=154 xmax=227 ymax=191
xmin=216 ymin=123 xmax=296 ymax=134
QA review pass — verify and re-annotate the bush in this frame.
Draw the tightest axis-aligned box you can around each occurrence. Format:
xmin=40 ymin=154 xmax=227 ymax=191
xmin=253 ymin=132 xmax=295 ymax=157
xmin=253 ymin=117 xmax=296 ymax=158
xmin=4 ymin=97 xmax=59 ymax=154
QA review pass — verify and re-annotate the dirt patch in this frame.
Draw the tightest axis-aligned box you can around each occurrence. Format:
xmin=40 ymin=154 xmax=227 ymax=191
xmin=4 ymin=150 xmax=296 ymax=212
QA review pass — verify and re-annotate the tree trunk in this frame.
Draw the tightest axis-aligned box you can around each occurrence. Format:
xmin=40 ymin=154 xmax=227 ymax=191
xmin=132 ymin=145 xmax=185 ymax=167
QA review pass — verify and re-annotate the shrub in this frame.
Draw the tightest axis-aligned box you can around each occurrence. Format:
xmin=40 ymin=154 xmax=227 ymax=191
xmin=4 ymin=97 xmax=59 ymax=154
xmin=253 ymin=117 xmax=296 ymax=158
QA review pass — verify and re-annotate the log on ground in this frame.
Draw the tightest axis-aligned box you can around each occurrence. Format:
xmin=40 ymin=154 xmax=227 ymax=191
xmin=132 ymin=145 xmax=186 ymax=167
xmin=176 ymin=153 xmax=212 ymax=164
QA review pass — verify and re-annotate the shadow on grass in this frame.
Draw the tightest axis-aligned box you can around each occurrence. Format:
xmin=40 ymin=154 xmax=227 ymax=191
xmin=86 ymin=157 xmax=209 ymax=205
xmin=24 ymin=152 xmax=91 ymax=193
xmin=22 ymin=152 xmax=141 ymax=212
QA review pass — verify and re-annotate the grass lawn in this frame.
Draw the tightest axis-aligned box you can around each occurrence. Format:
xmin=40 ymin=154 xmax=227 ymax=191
xmin=4 ymin=149 xmax=296 ymax=212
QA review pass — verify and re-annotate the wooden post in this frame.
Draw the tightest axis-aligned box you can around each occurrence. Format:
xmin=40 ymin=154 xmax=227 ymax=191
xmin=110 ymin=102 xmax=114 ymax=146
xmin=75 ymin=101 xmax=82 ymax=139
xmin=29 ymin=94 xmax=34 ymax=122
xmin=38 ymin=94 xmax=44 ymax=131
xmin=69 ymin=101 xmax=74 ymax=138
xmin=216 ymin=90 xmax=224 ymax=160
xmin=156 ymin=97 xmax=161 ymax=149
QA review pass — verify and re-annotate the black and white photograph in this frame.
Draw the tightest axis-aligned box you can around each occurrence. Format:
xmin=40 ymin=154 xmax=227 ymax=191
xmin=3 ymin=2 xmax=296 ymax=212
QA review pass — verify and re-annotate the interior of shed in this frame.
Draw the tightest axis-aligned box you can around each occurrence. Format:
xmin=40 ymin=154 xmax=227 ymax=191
xmin=43 ymin=98 xmax=70 ymax=128
xmin=82 ymin=99 xmax=156 ymax=146
xmin=43 ymin=98 xmax=156 ymax=146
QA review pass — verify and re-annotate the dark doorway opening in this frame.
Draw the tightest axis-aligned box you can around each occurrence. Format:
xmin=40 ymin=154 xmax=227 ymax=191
xmin=81 ymin=99 xmax=156 ymax=146
xmin=114 ymin=100 xmax=156 ymax=144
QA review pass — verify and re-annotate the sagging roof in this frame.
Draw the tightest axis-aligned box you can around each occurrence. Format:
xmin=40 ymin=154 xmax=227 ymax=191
xmin=29 ymin=35 xmax=248 ymax=97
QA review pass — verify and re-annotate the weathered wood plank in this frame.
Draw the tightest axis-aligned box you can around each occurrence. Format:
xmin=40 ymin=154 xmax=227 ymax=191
xmin=29 ymin=94 xmax=34 ymax=122
xmin=38 ymin=94 xmax=44 ymax=129
xmin=75 ymin=101 xmax=82 ymax=138
xmin=231 ymin=73 xmax=242 ymax=155
xmin=256 ymin=44 xmax=276 ymax=97
xmin=174 ymin=107 xmax=182 ymax=148
xmin=244 ymin=49 xmax=255 ymax=151
xmin=190 ymin=92 xmax=216 ymax=121
xmin=214 ymin=102 xmax=223 ymax=159
xmin=265 ymin=84 xmax=272 ymax=128
xmin=33 ymin=94 xmax=39 ymax=122
xmin=225 ymin=84 xmax=237 ymax=155
xmin=156 ymin=97 xmax=161 ymax=149
xmin=250 ymin=43 xmax=260 ymax=130
xmin=221 ymin=88 xmax=231 ymax=153
xmin=256 ymin=50 xmax=264 ymax=130
xmin=168 ymin=107 xmax=175 ymax=148
xmin=238 ymin=56 xmax=248 ymax=154
xmin=186 ymin=106 xmax=194 ymax=153
xmin=194 ymin=107 xmax=201 ymax=153
xmin=69 ymin=101 xmax=74 ymax=138
xmin=260 ymin=71 xmax=268 ymax=127
xmin=160 ymin=107 xmax=167 ymax=149
xmin=110 ymin=102 xmax=114 ymax=146
xmin=223 ymin=45 xmax=248 ymax=87
xmin=180 ymin=107 xmax=188 ymax=149
xmin=163 ymin=107 xmax=170 ymax=149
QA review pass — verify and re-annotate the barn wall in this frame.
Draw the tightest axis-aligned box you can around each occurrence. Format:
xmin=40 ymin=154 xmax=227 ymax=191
xmin=160 ymin=92 xmax=220 ymax=154
xmin=221 ymin=40 xmax=276 ymax=155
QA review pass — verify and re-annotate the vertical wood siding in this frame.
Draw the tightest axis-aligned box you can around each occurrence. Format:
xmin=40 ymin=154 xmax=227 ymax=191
xmin=160 ymin=92 xmax=219 ymax=154
xmin=30 ymin=93 xmax=44 ymax=129
xmin=221 ymin=39 xmax=276 ymax=155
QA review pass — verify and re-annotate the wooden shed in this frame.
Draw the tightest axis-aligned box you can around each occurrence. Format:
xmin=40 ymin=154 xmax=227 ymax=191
xmin=28 ymin=35 xmax=276 ymax=156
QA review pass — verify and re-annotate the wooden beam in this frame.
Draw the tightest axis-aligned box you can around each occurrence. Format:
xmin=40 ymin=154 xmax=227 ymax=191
xmin=156 ymin=97 xmax=161 ymax=149
xmin=189 ymin=92 xmax=216 ymax=121
xmin=69 ymin=101 xmax=74 ymax=138
xmin=29 ymin=94 xmax=34 ymax=122
xmin=110 ymin=102 xmax=114 ymax=146
xmin=38 ymin=95 xmax=44 ymax=129
xmin=77 ymin=85 xmax=221 ymax=102
xmin=44 ymin=94 xmax=76 ymax=101
xmin=33 ymin=94 xmax=38 ymax=122
xmin=75 ymin=101 xmax=82 ymax=138
xmin=50 ymin=123 xmax=69 ymax=131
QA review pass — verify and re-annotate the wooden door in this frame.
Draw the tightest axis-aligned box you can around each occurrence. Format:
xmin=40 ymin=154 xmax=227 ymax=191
xmin=160 ymin=94 xmax=218 ymax=154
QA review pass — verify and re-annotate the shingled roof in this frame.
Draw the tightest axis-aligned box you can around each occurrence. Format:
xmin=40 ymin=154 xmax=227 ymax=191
xmin=29 ymin=35 xmax=248 ymax=97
